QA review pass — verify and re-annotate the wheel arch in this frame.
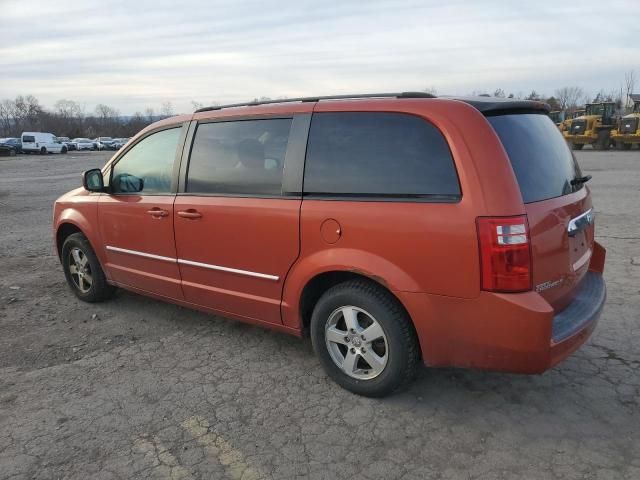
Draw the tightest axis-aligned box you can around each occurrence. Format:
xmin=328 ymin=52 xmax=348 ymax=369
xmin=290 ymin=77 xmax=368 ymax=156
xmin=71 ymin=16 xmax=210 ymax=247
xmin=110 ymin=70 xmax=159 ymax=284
xmin=293 ymin=269 xmax=422 ymax=359
xmin=55 ymin=209 xmax=100 ymax=259
xmin=282 ymin=248 xmax=422 ymax=329
xmin=55 ymin=222 xmax=83 ymax=258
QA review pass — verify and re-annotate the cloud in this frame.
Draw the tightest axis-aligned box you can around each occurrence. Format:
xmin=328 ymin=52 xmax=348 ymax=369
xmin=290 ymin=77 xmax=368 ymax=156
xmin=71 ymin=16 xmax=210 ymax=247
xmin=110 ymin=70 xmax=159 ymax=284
xmin=0 ymin=0 xmax=638 ymax=113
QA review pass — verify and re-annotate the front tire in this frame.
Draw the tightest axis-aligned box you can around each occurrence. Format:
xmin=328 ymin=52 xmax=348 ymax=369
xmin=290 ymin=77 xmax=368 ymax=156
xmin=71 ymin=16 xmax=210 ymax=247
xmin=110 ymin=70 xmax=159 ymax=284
xmin=61 ymin=233 xmax=115 ymax=302
xmin=61 ymin=146 xmax=67 ymax=154
xmin=595 ymin=130 xmax=610 ymax=150
xmin=310 ymin=279 xmax=419 ymax=397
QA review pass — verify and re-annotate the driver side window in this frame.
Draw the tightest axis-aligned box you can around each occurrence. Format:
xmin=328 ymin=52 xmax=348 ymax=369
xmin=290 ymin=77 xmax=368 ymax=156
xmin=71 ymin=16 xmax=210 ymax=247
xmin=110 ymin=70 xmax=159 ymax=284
xmin=111 ymin=127 xmax=181 ymax=194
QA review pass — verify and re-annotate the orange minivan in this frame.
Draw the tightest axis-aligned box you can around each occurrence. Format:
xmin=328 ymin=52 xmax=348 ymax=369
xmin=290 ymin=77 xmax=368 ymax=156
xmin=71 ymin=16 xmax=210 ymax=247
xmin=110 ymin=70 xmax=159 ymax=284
xmin=53 ymin=93 xmax=606 ymax=397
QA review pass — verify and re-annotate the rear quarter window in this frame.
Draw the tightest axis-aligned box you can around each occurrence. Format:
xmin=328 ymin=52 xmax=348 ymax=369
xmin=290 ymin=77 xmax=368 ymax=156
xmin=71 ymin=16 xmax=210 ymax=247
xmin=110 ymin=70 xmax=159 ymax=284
xmin=488 ymin=113 xmax=582 ymax=203
xmin=303 ymin=112 xmax=460 ymax=200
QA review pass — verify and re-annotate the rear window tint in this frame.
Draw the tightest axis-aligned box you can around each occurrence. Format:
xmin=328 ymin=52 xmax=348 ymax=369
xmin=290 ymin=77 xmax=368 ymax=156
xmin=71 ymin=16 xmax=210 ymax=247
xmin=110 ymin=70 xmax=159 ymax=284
xmin=488 ymin=113 xmax=582 ymax=203
xmin=303 ymin=112 xmax=460 ymax=199
xmin=187 ymin=119 xmax=292 ymax=196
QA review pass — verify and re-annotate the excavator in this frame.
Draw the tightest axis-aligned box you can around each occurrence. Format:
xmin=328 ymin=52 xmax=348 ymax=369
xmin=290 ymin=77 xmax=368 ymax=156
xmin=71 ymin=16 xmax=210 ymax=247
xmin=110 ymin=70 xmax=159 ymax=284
xmin=563 ymin=102 xmax=617 ymax=150
xmin=611 ymin=94 xmax=640 ymax=150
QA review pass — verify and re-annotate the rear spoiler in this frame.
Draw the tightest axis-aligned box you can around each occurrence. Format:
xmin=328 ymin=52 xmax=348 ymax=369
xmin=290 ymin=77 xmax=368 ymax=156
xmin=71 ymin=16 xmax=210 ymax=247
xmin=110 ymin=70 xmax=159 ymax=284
xmin=448 ymin=96 xmax=551 ymax=116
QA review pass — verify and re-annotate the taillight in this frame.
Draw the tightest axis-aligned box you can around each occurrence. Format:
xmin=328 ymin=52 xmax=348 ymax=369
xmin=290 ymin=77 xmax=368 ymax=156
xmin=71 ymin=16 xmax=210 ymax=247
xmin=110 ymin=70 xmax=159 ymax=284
xmin=476 ymin=215 xmax=532 ymax=292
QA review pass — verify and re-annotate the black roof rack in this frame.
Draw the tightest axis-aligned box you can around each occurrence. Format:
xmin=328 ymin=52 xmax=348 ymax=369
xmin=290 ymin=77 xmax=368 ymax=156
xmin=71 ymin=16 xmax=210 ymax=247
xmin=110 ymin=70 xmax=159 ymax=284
xmin=194 ymin=91 xmax=436 ymax=113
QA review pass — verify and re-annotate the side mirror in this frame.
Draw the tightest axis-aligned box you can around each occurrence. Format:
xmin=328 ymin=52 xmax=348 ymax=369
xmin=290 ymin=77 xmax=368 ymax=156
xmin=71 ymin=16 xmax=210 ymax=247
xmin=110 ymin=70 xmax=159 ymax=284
xmin=82 ymin=168 xmax=104 ymax=192
xmin=112 ymin=173 xmax=144 ymax=193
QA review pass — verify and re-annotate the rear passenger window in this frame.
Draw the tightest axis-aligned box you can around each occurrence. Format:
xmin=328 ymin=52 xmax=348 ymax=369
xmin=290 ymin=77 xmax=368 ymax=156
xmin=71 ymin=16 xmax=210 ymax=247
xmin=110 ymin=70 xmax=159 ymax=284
xmin=304 ymin=112 xmax=460 ymax=199
xmin=187 ymin=119 xmax=292 ymax=196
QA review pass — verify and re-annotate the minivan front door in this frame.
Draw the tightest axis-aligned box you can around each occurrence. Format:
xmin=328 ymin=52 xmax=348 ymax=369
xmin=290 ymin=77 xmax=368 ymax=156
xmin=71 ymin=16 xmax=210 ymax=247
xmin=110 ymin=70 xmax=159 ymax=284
xmin=99 ymin=126 xmax=185 ymax=299
xmin=173 ymin=116 xmax=305 ymax=324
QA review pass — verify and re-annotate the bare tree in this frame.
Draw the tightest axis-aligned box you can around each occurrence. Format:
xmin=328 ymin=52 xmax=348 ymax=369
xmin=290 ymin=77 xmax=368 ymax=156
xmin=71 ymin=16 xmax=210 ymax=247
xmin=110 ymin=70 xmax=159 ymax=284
xmin=190 ymin=100 xmax=204 ymax=111
xmin=624 ymin=70 xmax=635 ymax=111
xmin=144 ymin=108 xmax=155 ymax=123
xmin=526 ymin=90 xmax=541 ymax=101
xmin=0 ymin=99 xmax=15 ymax=136
xmin=55 ymin=99 xmax=84 ymax=118
xmin=160 ymin=101 xmax=173 ymax=118
xmin=493 ymin=88 xmax=505 ymax=98
xmin=555 ymin=86 xmax=584 ymax=111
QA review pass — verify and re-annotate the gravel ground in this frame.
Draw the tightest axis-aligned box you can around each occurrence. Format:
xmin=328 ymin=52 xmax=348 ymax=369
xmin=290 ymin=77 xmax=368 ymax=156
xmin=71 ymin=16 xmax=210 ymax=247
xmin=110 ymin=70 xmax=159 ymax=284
xmin=0 ymin=150 xmax=639 ymax=480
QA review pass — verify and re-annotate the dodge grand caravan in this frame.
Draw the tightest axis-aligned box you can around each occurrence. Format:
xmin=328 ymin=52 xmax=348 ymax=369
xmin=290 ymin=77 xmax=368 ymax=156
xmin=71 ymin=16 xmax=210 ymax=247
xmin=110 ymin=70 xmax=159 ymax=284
xmin=53 ymin=93 xmax=606 ymax=397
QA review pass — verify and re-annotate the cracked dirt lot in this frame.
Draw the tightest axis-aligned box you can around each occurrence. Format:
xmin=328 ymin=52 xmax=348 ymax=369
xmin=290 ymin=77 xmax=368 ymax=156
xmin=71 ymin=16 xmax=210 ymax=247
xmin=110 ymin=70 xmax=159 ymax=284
xmin=0 ymin=149 xmax=639 ymax=480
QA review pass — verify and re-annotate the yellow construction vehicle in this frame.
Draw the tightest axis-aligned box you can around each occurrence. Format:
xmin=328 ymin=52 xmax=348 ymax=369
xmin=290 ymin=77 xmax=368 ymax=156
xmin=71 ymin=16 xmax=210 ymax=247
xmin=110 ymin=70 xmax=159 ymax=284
xmin=559 ymin=109 xmax=585 ymax=135
xmin=611 ymin=94 xmax=640 ymax=150
xmin=564 ymin=102 xmax=617 ymax=150
xmin=549 ymin=111 xmax=563 ymax=126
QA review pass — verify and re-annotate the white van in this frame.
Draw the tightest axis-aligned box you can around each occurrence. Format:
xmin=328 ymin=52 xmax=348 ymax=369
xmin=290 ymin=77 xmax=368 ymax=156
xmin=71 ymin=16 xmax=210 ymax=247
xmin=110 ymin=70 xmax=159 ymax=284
xmin=20 ymin=132 xmax=67 ymax=154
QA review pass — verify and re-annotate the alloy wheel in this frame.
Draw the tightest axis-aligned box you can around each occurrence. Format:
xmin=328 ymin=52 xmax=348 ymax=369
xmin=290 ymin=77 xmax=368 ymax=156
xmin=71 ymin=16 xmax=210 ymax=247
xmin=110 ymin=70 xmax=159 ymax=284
xmin=325 ymin=306 xmax=389 ymax=380
xmin=68 ymin=247 xmax=93 ymax=293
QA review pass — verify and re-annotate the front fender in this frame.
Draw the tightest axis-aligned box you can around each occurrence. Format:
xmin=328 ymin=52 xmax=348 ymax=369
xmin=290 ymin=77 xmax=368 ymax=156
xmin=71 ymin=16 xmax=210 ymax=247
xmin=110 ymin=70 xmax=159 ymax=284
xmin=54 ymin=202 xmax=103 ymax=266
xmin=280 ymin=248 xmax=420 ymax=329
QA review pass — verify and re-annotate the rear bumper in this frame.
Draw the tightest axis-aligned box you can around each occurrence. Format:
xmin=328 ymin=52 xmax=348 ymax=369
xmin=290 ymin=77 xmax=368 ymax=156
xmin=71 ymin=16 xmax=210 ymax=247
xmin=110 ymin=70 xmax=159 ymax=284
xmin=398 ymin=244 xmax=607 ymax=374
xmin=548 ymin=272 xmax=605 ymax=367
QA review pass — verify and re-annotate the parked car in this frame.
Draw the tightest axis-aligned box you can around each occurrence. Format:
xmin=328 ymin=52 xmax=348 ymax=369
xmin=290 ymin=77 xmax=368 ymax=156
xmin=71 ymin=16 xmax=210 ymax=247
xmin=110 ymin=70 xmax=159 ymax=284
xmin=56 ymin=136 xmax=76 ymax=151
xmin=53 ymin=93 xmax=606 ymax=397
xmin=0 ymin=137 xmax=22 ymax=155
xmin=21 ymin=132 xmax=67 ymax=154
xmin=71 ymin=138 xmax=95 ymax=151
xmin=93 ymin=137 xmax=114 ymax=150
xmin=109 ymin=138 xmax=129 ymax=150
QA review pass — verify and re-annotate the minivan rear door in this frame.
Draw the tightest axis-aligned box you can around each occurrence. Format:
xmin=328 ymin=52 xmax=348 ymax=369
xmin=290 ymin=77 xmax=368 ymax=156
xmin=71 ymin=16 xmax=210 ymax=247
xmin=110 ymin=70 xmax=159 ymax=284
xmin=488 ymin=113 xmax=594 ymax=312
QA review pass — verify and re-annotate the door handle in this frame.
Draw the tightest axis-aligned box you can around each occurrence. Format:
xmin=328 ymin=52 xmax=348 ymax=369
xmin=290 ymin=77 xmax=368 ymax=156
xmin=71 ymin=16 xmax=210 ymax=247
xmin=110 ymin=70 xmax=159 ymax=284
xmin=177 ymin=209 xmax=202 ymax=219
xmin=146 ymin=208 xmax=169 ymax=218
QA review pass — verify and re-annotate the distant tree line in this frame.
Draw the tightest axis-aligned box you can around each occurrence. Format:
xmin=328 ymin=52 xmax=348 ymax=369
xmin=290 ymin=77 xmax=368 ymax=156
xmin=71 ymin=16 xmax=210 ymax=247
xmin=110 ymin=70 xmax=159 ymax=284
xmin=0 ymin=97 xmax=176 ymax=138
xmin=450 ymin=70 xmax=636 ymax=114
xmin=0 ymin=70 xmax=636 ymax=138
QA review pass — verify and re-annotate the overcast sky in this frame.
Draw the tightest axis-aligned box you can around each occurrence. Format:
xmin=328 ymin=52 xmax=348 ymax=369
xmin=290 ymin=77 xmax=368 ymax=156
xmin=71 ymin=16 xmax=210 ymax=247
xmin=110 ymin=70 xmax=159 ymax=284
xmin=1 ymin=0 xmax=639 ymax=114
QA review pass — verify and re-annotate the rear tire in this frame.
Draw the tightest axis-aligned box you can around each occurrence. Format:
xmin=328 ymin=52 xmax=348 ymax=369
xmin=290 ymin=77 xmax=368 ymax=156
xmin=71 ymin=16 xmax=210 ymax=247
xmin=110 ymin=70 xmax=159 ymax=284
xmin=40 ymin=147 xmax=47 ymax=155
xmin=571 ymin=143 xmax=584 ymax=150
xmin=61 ymin=233 xmax=116 ymax=302
xmin=310 ymin=279 xmax=419 ymax=397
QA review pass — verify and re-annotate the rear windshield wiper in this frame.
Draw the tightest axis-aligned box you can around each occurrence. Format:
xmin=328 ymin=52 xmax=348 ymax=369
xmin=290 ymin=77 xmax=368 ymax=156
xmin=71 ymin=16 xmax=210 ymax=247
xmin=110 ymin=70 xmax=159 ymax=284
xmin=570 ymin=175 xmax=592 ymax=186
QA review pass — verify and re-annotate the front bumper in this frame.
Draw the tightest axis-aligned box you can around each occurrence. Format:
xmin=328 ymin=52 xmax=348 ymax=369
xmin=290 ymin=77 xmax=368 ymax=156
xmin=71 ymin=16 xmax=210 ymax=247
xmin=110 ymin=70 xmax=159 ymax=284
xmin=612 ymin=134 xmax=640 ymax=144
xmin=565 ymin=134 xmax=595 ymax=144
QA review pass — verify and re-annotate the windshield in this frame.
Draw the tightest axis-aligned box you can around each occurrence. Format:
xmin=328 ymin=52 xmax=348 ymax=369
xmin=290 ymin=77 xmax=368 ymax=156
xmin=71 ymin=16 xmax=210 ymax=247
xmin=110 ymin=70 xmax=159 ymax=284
xmin=488 ymin=113 xmax=582 ymax=204
xmin=586 ymin=104 xmax=604 ymax=116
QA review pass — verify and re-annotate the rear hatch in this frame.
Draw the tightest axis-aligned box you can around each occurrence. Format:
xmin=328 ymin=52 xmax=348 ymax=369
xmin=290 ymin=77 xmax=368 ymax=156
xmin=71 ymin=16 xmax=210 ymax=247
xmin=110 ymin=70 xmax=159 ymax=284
xmin=22 ymin=135 xmax=36 ymax=149
xmin=488 ymin=113 xmax=594 ymax=312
